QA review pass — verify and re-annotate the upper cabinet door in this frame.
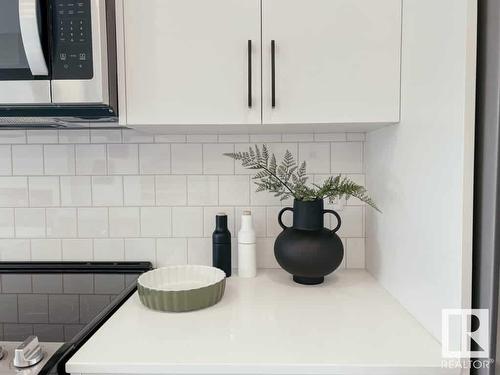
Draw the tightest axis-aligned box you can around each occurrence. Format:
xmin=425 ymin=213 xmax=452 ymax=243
xmin=123 ymin=0 xmax=261 ymax=125
xmin=262 ymin=0 xmax=402 ymax=124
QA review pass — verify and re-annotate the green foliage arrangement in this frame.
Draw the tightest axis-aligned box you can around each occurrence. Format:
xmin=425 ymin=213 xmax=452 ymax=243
xmin=224 ymin=144 xmax=379 ymax=211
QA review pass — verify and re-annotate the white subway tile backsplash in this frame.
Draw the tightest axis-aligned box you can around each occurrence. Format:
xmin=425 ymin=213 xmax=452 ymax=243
xmin=90 ymin=129 xmax=122 ymax=143
xmin=346 ymin=132 xmax=366 ymax=142
xmin=0 ymin=177 xmax=28 ymax=207
xmin=14 ymin=208 xmax=45 ymax=238
xmin=62 ymin=239 xmax=92 ymax=260
xmin=156 ymin=238 xmax=187 ymax=267
xmin=314 ymin=133 xmax=347 ymax=142
xmin=250 ymin=134 xmax=281 ymax=143
xmin=187 ymin=238 xmax=211 ymax=266
xmin=219 ymin=176 xmax=249 ymax=205
xmin=140 ymin=207 xmax=171 ymax=237
xmin=29 ymin=177 xmax=60 ymax=207
xmin=27 ymin=130 xmax=58 ymax=144
xmin=123 ymin=176 xmax=155 ymax=206
xmin=60 ymin=176 xmax=91 ymax=206
xmin=107 ymin=144 xmax=139 ymax=175
xmin=250 ymin=186 xmax=281 ymax=206
xmin=232 ymin=144 xmax=253 ymax=175
xmin=0 ymin=239 xmax=30 ymax=260
xmin=59 ymin=129 xmax=90 ymax=144
xmin=31 ymin=239 xmax=62 ymax=261
xmin=282 ymin=133 xmax=314 ymax=142
xmin=0 ymin=131 xmax=26 ymax=144
xmin=172 ymin=207 xmax=203 ymax=237
xmin=0 ymin=145 xmax=12 ymax=175
xmin=331 ymin=142 xmax=363 ymax=174
xmin=0 ymin=208 xmax=14 ymax=238
xmin=92 ymin=176 xmax=123 ymax=206
xmin=346 ymin=238 xmax=365 ymax=268
xmin=218 ymin=134 xmax=249 ymax=143
xmin=187 ymin=134 xmax=218 ymax=143
xmin=154 ymin=134 xmax=186 ymax=143
xmin=109 ymin=207 xmax=140 ymax=237
xmin=156 ymin=176 xmax=186 ymax=206
xmin=256 ymin=238 xmax=279 ymax=268
xmin=171 ymin=144 xmax=202 ymax=174
xmin=46 ymin=208 xmax=77 ymax=238
xmin=124 ymin=238 xmax=156 ymax=264
xmin=122 ymin=129 xmax=154 ymax=143
xmin=44 ymin=145 xmax=75 ymax=175
xmin=76 ymin=145 xmax=106 ymax=175
xmin=298 ymin=143 xmax=330 ymax=174
xmin=336 ymin=206 xmax=364 ymax=237
xmin=203 ymin=144 xmax=234 ymax=175
xmin=139 ymin=144 xmax=170 ymax=174
xmin=78 ymin=208 xmax=108 ymax=238
xmin=0 ymin=131 xmax=365 ymax=268
xmin=93 ymin=239 xmax=124 ymax=261
xmin=187 ymin=176 xmax=218 ymax=206
xmin=12 ymin=145 xmax=43 ymax=175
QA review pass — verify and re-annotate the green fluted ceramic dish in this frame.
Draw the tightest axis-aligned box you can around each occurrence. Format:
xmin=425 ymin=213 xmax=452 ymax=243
xmin=137 ymin=265 xmax=226 ymax=312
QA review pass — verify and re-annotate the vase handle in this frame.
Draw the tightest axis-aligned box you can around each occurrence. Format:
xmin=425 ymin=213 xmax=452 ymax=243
xmin=323 ymin=209 xmax=341 ymax=233
xmin=278 ymin=207 xmax=293 ymax=230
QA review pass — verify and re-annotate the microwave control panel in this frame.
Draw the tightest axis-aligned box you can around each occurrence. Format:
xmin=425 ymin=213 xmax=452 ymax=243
xmin=52 ymin=0 xmax=93 ymax=79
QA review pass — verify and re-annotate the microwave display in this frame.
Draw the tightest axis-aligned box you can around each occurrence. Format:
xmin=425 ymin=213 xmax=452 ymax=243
xmin=52 ymin=0 xmax=93 ymax=80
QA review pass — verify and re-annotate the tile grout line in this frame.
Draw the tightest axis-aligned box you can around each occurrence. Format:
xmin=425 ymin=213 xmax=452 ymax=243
xmin=72 ymin=144 xmax=77 ymax=176
xmin=138 ymin=206 xmax=142 ymax=238
xmin=12 ymin=206 xmax=17 ymax=239
xmin=43 ymin=207 xmax=48 ymax=239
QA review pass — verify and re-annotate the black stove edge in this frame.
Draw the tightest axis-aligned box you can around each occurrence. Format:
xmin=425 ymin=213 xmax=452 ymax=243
xmin=43 ymin=281 xmax=140 ymax=375
xmin=0 ymin=261 xmax=153 ymax=274
xmin=25 ymin=262 xmax=154 ymax=375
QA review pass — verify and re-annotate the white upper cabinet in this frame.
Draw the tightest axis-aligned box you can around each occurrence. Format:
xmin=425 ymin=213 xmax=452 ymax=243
xmin=118 ymin=0 xmax=401 ymax=127
xmin=261 ymin=0 xmax=402 ymax=124
xmin=121 ymin=0 xmax=261 ymax=125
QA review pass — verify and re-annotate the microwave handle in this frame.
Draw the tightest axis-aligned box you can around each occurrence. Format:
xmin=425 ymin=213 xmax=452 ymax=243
xmin=19 ymin=0 xmax=49 ymax=76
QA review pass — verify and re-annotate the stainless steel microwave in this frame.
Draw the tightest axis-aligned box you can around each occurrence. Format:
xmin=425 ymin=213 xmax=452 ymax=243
xmin=0 ymin=0 xmax=118 ymax=127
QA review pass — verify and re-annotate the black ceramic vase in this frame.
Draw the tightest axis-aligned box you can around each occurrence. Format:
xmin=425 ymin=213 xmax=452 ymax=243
xmin=274 ymin=199 xmax=344 ymax=285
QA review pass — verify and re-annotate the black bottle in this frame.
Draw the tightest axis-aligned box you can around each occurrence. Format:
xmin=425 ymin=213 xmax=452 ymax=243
xmin=213 ymin=213 xmax=231 ymax=277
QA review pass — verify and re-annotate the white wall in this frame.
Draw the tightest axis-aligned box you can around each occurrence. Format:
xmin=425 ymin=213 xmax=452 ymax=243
xmin=365 ymin=0 xmax=476 ymax=341
xmin=0 ymin=129 xmax=367 ymax=270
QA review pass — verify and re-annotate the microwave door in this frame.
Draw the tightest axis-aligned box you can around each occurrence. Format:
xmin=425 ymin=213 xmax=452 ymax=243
xmin=51 ymin=0 xmax=109 ymax=106
xmin=0 ymin=0 xmax=51 ymax=104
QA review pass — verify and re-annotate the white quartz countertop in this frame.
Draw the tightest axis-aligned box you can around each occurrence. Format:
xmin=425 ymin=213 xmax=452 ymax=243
xmin=67 ymin=269 xmax=455 ymax=375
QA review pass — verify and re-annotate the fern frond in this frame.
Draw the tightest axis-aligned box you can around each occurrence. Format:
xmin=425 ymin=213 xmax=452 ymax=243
xmin=224 ymin=146 xmax=379 ymax=211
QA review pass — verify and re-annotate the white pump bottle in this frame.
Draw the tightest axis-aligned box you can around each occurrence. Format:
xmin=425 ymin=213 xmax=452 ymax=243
xmin=237 ymin=210 xmax=257 ymax=278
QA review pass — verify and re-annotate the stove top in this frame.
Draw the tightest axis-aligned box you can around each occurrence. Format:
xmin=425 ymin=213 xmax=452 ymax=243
xmin=0 ymin=262 xmax=152 ymax=375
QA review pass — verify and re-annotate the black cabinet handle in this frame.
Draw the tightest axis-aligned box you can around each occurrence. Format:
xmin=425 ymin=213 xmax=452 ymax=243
xmin=271 ymin=40 xmax=276 ymax=108
xmin=248 ymin=40 xmax=252 ymax=108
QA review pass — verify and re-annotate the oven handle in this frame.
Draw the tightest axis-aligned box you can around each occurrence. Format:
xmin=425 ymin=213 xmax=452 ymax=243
xmin=19 ymin=0 xmax=49 ymax=76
